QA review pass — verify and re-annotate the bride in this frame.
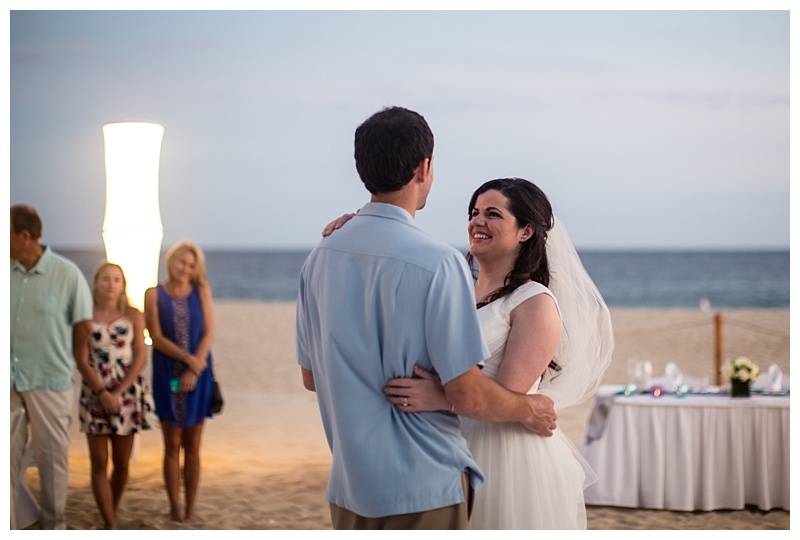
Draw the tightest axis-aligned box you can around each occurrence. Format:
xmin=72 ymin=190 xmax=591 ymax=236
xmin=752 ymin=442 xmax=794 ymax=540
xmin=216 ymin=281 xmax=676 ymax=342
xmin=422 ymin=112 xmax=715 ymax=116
xmin=325 ymin=177 xmax=613 ymax=529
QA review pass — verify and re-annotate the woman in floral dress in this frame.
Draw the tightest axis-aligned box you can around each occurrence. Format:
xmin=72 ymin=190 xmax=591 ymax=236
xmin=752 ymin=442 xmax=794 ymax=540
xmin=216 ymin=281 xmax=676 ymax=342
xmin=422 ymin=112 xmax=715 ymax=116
xmin=76 ymin=261 xmax=156 ymax=529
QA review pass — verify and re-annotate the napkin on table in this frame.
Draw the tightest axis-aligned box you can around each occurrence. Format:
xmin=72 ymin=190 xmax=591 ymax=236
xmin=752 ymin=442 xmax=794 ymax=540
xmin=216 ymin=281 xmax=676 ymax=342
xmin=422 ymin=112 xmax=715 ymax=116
xmin=767 ymin=363 xmax=783 ymax=392
xmin=664 ymin=361 xmax=683 ymax=390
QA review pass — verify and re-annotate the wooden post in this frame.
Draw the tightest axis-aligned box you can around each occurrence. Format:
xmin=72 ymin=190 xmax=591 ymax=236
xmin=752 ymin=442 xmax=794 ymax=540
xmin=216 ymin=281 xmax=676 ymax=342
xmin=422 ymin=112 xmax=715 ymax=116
xmin=714 ymin=313 xmax=724 ymax=385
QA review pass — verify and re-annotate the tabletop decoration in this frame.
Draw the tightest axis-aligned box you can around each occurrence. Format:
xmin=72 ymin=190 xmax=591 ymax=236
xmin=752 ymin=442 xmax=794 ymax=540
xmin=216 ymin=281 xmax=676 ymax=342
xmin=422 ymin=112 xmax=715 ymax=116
xmin=619 ymin=384 xmax=637 ymax=396
xmin=651 ymin=385 xmax=664 ymax=398
xmin=720 ymin=356 xmax=760 ymax=398
xmin=675 ymin=384 xmax=689 ymax=398
xmin=627 ymin=359 xmax=653 ymax=390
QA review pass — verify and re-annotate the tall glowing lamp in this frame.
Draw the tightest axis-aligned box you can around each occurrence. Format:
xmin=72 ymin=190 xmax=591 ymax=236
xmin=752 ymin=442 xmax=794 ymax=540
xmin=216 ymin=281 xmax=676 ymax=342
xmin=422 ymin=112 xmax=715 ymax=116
xmin=101 ymin=121 xmax=165 ymax=312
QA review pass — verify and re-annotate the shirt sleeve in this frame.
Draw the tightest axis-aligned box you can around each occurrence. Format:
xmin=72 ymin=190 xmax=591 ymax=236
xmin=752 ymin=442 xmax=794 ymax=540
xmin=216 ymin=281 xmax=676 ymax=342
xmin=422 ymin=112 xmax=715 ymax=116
xmin=70 ymin=266 xmax=93 ymax=324
xmin=295 ymin=262 xmax=313 ymax=370
xmin=424 ymin=251 xmax=490 ymax=385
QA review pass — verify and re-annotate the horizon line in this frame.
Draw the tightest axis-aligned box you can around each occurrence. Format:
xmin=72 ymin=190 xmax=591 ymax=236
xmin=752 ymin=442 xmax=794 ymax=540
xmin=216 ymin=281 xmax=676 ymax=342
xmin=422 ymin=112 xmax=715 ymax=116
xmin=52 ymin=244 xmax=791 ymax=253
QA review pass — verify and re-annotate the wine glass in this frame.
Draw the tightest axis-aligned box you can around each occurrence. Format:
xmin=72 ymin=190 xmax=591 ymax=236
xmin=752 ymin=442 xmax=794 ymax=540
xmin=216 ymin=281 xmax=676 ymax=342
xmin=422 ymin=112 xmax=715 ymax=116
xmin=627 ymin=358 xmax=641 ymax=386
xmin=640 ymin=360 xmax=653 ymax=389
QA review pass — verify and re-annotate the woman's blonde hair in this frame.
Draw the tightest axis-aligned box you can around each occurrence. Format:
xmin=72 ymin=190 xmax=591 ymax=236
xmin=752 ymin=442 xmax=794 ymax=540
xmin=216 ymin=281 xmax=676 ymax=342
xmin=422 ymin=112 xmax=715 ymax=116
xmin=93 ymin=261 xmax=135 ymax=313
xmin=165 ymin=240 xmax=209 ymax=288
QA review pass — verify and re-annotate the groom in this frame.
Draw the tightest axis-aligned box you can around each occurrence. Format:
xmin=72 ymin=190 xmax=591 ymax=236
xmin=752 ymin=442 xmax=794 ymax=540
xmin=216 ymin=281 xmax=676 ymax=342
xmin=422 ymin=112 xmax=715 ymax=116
xmin=296 ymin=106 xmax=557 ymax=529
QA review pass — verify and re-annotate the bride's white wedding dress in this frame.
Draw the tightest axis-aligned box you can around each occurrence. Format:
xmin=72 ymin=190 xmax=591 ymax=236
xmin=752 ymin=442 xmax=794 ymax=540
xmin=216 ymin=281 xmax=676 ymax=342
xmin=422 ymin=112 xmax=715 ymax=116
xmin=461 ymin=281 xmax=593 ymax=529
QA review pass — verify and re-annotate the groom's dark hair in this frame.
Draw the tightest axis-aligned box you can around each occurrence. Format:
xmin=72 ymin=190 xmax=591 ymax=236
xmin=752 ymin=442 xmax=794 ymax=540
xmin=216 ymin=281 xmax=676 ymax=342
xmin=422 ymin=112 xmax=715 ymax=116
xmin=354 ymin=106 xmax=434 ymax=195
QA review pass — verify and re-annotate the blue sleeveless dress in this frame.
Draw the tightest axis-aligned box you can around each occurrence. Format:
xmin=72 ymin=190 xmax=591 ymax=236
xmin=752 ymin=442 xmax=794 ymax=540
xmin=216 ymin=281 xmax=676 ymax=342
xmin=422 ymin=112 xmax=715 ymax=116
xmin=151 ymin=284 xmax=214 ymax=428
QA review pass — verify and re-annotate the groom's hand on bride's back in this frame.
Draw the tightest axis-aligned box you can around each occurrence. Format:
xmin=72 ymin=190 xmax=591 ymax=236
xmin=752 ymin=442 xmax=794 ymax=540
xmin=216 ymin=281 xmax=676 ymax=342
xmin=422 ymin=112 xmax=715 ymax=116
xmin=522 ymin=394 xmax=557 ymax=437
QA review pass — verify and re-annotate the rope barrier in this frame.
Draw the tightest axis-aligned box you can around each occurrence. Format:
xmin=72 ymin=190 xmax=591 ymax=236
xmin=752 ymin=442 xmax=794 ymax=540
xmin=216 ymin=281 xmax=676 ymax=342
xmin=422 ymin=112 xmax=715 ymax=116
xmin=611 ymin=311 xmax=788 ymax=385
xmin=722 ymin=317 xmax=791 ymax=340
xmin=614 ymin=317 xmax=713 ymax=337
xmin=614 ymin=314 xmax=789 ymax=340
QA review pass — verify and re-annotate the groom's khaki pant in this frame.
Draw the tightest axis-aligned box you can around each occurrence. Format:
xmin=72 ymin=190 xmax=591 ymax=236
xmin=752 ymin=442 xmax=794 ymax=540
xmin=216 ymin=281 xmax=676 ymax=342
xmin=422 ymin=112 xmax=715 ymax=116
xmin=330 ymin=472 xmax=474 ymax=530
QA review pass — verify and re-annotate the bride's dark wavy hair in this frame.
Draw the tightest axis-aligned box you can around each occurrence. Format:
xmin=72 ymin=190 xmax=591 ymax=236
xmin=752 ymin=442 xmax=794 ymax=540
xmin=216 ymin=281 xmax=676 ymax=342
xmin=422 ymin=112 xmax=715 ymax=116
xmin=466 ymin=178 xmax=554 ymax=308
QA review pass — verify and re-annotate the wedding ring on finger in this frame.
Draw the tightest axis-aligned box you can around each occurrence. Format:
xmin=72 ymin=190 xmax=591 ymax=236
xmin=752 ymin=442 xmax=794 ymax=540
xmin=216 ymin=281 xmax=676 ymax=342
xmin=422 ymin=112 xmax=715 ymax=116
xmin=403 ymin=397 xmax=409 ymax=407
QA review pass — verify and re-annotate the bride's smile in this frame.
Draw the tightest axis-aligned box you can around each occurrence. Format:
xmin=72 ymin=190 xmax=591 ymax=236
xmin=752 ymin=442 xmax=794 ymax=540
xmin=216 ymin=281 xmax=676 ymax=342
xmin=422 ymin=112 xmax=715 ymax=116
xmin=468 ymin=190 xmax=530 ymax=263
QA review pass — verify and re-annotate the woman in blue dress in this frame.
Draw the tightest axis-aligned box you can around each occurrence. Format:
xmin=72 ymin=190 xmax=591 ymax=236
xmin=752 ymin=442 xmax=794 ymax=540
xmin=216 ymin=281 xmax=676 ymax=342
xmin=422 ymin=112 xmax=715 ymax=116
xmin=144 ymin=240 xmax=216 ymax=523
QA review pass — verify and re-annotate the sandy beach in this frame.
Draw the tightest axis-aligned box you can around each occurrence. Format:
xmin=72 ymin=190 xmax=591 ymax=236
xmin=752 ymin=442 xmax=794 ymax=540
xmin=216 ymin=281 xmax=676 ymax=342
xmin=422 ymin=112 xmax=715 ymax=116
xmin=20 ymin=302 xmax=790 ymax=530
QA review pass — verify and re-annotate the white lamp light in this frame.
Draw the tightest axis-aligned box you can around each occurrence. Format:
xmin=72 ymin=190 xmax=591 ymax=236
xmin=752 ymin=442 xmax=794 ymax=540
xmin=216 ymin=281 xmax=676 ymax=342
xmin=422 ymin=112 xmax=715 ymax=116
xmin=101 ymin=121 xmax=165 ymax=312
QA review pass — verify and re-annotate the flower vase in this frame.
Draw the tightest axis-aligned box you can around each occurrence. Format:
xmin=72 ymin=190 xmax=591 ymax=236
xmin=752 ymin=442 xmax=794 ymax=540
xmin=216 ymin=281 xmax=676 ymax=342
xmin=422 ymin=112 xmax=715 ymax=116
xmin=731 ymin=379 xmax=751 ymax=398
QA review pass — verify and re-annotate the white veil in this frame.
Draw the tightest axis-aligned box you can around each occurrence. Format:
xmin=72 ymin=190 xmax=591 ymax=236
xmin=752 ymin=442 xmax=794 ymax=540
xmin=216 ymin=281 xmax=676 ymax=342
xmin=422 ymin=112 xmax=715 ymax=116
xmin=537 ymin=217 xmax=614 ymax=411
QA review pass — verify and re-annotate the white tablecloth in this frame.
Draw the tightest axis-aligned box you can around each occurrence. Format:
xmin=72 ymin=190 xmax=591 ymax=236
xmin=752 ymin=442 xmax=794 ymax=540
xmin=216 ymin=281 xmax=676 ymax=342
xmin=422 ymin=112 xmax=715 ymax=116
xmin=580 ymin=385 xmax=790 ymax=511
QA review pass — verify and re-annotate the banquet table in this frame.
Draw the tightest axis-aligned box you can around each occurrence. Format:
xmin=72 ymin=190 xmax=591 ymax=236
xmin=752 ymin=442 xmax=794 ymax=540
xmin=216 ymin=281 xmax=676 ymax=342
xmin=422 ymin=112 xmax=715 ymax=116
xmin=579 ymin=385 xmax=790 ymax=511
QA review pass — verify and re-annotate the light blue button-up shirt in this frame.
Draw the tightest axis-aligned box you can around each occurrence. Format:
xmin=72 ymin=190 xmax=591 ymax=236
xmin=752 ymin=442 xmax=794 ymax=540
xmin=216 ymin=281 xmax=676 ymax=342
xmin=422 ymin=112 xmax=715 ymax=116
xmin=296 ymin=202 xmax=490 ymax=518
xmin=10 ymin=246 xmax=93 ymax=391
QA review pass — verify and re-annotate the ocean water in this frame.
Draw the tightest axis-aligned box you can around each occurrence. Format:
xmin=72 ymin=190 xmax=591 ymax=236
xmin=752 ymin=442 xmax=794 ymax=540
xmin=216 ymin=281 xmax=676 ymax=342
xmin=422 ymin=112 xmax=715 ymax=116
xmin=60 ymin=248 xmax=789 ymax=309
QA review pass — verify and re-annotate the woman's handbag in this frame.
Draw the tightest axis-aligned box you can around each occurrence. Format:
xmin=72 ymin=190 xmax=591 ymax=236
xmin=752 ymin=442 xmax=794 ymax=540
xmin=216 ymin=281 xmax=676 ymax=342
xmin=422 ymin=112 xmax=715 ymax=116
xmin=212 ymin=380 xmax=224 ymax=414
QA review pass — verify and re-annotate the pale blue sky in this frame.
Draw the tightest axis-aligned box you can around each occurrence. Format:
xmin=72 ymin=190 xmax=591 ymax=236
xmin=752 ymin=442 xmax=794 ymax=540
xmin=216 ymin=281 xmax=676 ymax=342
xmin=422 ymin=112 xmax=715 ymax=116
xmin=8 ymin=7 xmax=791 ymax=250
